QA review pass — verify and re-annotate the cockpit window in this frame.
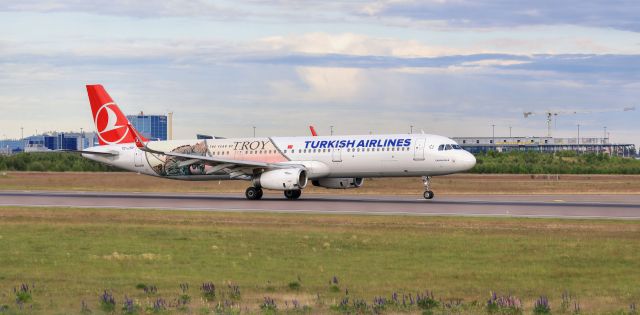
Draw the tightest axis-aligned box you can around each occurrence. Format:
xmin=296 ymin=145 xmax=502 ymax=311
xmin=438 ymin=144 xmax=444 ymax=151
xmin=445 ymin=144 xmax=453 ymax=150
xmin=452 ymin=144 xmax=462 ymax=150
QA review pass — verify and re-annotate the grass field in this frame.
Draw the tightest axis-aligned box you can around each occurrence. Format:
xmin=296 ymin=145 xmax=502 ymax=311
xmin=2 ymin=172 xmax=640 ymax=195
xmin=0 ymin=207 xmax=638 ymax=314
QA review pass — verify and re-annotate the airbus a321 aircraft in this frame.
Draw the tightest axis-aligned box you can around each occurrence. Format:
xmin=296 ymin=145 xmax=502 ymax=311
xmin=82 ymin=85 xmax=476 ymax=200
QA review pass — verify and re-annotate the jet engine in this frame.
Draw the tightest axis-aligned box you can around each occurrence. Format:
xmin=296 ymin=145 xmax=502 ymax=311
xmin=253 ymin=168 xmax=308 ymax=190
xmin=312 ymin=178 xmax=364 ymax=189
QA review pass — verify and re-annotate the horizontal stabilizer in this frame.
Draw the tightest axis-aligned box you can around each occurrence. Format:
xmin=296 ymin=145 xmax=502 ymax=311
xmin=56 ymin=149 xmax=119 ymax=156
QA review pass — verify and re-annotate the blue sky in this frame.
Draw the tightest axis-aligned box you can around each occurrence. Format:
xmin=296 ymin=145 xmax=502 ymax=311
xmin=1 ymin=0 xmax=639 ymax=146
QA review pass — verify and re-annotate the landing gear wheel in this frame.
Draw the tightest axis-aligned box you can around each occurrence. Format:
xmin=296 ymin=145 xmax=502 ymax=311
xmin=423 ymin=190 xmax=434 ymax=200
xmin=245 ymin=187 xmax=263 ymax=200
xmin=422 ymin=176 xmax=434 ymax=200
xmin=284 ymin=190 xmax=302 ymax=200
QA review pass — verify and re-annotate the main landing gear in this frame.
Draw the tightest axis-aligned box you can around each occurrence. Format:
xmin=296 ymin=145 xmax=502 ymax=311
xmin=245 ymin=187 xmax=302 ymax=200
xmin=284 ymin=189 xmax=302 ymax=200
xmin=245 ymin=187 xmax=263 ymax=200
xmin=422 ymin=176 xmax=434 ymax=200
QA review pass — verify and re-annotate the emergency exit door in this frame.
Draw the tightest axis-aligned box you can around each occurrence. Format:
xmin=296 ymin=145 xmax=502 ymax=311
xmin=413 ymin=138 xmax=426 ymax=161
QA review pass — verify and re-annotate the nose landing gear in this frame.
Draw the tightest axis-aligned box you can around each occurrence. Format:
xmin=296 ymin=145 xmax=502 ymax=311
xmin=422 ymin=176 xmax=434 ymax=200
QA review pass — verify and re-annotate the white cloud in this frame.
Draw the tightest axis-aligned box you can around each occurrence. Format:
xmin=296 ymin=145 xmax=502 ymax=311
xmin=460 ymin=59 xmax=531 ymax=67
xmin=260 ymin=32 xmax=460 ymax=57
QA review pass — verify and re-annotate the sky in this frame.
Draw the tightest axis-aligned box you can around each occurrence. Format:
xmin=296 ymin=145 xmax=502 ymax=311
xmin=1 ymin=0 xmax=639 ymax=147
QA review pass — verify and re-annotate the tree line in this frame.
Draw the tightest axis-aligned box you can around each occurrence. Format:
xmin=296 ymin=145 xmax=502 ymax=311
xmin=0 ymin=151 xmax=638 ymax=174
xmin=0 ymin=152 xmax=116 ymax=172
xmin=471 ymin=150 xmax=640 ymax=174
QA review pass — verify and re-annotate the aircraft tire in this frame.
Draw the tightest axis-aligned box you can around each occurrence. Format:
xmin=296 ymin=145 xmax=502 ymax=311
xmin=423 ymin=190 xmax=434 ymax=200
xmin=284 ymin=189 xmax=301 ymax=200
xmin=246 ymin=187 xmax=262 ymax=200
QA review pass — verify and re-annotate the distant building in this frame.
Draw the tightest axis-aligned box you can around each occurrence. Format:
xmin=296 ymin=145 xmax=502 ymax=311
xmin=127 ymin=112 xmax=167 ymax=141
xmin=0 ymin=139 xmax=25 ymax=154
xmin=453 ymin=136 xmax=637 ymax=157
xmin=0 ymin=131 xmax=97 ymax=154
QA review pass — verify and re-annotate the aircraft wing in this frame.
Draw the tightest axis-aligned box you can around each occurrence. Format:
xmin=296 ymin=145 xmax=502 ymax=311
xmin=140 ymin=144 xmax=273 ymax=168
xmin=127 ymin=124 xmax=301 ymax=177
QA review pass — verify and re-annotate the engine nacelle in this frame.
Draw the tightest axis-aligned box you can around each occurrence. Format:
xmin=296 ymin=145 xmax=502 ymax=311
xmin=253 ymin=168 xmax=308 ymax=190
xmin=312 ymin=178 xmax=364 ymax=189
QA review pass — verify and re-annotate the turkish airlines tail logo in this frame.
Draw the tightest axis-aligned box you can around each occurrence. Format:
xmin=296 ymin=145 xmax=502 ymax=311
xmin=86 ymin=85 xmax=147 ymax=145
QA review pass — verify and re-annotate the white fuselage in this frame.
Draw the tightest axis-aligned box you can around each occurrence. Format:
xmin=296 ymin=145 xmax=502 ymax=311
xmin=83 ymin=133 xmax=476 ymax=180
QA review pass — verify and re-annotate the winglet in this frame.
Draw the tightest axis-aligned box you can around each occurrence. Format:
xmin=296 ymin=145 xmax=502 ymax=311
xmin=309 ymin=125 xmax=318 ymax=136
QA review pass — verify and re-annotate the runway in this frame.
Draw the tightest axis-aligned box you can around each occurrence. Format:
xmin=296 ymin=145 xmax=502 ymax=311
xmin=0 ymin=190 xmax=639 ymax=219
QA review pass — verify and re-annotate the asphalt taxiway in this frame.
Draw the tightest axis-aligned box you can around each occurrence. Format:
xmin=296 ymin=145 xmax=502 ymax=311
xmin=0 ymin=190 xmax=639 ymax=219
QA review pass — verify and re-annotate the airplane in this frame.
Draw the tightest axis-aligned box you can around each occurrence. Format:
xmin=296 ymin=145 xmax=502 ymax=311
xmin=81 ymin=84 xmax=476 ymax=200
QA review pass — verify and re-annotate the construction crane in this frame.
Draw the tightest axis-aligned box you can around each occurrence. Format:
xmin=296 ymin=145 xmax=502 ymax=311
xmin=523 ymin=107 xmax=635 ymax=137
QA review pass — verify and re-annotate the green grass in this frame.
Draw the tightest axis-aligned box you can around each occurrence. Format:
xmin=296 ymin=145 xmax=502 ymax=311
xmin=0 ymin=207 xmax=638 ymax=314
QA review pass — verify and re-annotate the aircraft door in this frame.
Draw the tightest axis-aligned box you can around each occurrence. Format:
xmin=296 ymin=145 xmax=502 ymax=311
xmin=332 ymin=148 xmax=342 ymax=162
xmin=134 ymin=149 xmax=144 ymax=167
xmin=413 ymin=138 xmax=426 ymax=161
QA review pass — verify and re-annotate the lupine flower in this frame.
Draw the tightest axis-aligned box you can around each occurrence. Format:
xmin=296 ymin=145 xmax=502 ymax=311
xmin=144 ymin=285 xmax=158 ymax=295
xmin=260 ymin=297 xmax=277 ymax=311
xmin=416 ymin=291 xmax=439 ymax=310
xmin=122 ymin=296 xmax=136 ymax=314
xmin=99 ymin=290 xmax=116 ymax=312
xmin=487 ymin=291 xmax=522 ymax=310
xmin=373 ymin=296 xmax=387 ymax=308
xmin=201 ymin=282 xmax=216 ymax=300
xmin=228 ymin=283 xmax=241 ymax=299
xmin=153 ymin=298 xmax=166 ymax=312
xmin=533 ymin=296 xmax=551 ymax=314
xmin=14 ymin=283 xmax=32 ymax=303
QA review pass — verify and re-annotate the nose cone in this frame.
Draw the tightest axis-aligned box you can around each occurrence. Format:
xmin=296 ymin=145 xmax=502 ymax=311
xmin=460 ymin=151 xmax=476 ymax=171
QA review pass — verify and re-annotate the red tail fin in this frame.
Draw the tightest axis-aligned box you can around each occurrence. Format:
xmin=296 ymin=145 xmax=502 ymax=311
xmin=127 ymin=123 xmax=145 ymax=148
xmin=309 ymin=125 xmax=318 ymax=136
xmin=86 ymin=84 xmax=147 ymax=145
